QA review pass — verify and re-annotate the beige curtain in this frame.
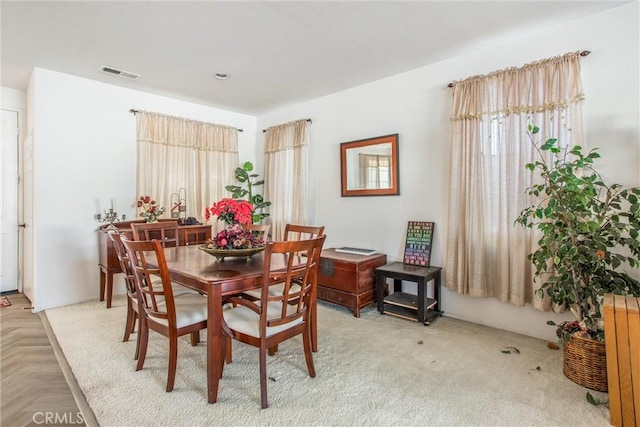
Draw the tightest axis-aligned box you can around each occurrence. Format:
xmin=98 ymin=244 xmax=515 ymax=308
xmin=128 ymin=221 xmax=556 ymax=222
xmin=445 ymin=52 xmax=585 ymax=310
xmin=264 ymin=119 xmax=310 ymax=240
xmin=135 ymin=111 xmax=239 ymax=223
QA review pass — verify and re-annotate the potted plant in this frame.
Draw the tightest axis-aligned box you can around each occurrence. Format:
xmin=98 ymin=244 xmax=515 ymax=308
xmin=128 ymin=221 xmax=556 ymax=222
xmin=515 ymin=124 xmax=640 ymax=391
xmin=225 ymin=161 xmax=271 ymax=223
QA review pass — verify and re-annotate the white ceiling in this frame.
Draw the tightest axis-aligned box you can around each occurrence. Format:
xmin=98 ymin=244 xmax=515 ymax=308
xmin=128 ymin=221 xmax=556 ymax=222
xmin=1 ymin=1 xmax=629 ymax=115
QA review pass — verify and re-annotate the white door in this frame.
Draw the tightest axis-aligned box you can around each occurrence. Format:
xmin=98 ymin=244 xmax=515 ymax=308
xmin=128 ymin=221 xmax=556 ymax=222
xmin=1 ymin=109 xmax=19 ymax=293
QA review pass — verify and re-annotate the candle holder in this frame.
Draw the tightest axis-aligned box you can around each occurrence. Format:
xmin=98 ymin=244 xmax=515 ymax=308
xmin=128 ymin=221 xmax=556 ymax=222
xmin=95 ymin=208 xmax=126 ymax=230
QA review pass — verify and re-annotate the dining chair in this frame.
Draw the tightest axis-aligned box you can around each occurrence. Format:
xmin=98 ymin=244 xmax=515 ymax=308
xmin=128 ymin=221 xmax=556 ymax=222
xmin=222 ymin=235 xmax=326 ymax=408
xmin=130 ymin=220 xmax=180 ymax=247
xmin=183 ymin=226 xmax=211 ymax=246
xmin=242 ymin=224 xmax=325 ymax=355
xmin=109 ymin=230 xmax=202 ymax=358
xmin=243 ymin=223 xmax=271 ymax=242
xmin=281 ymin=224 xmax=325 ymax=242
xmin=107 ymin=230 xmax=142 ymax=359
xmin=121 ymin=236 xmax=209 ymax=392
xmin=242 ymin=224 xmax=323 ymax=300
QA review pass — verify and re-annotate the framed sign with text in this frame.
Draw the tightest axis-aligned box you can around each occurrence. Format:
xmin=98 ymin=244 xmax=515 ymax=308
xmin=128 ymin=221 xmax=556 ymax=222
xmin=403 ymin=221 xmax=434 ymax=267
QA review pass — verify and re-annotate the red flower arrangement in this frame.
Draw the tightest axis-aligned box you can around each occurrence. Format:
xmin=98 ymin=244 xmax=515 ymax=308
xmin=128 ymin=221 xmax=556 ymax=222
xmin=204 ymin=198 xmax=263 ymax=250
xmin=205 ymin=198 xmax=254 ymax=225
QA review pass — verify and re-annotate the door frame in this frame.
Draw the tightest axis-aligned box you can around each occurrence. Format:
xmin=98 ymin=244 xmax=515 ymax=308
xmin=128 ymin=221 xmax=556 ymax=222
xmin=1 ymin=108 xmax=21 ymax=293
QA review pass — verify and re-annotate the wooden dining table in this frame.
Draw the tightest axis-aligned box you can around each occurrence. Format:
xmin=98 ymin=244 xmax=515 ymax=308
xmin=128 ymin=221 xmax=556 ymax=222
xmin=149 ymin=244 xmax=317 ymax=403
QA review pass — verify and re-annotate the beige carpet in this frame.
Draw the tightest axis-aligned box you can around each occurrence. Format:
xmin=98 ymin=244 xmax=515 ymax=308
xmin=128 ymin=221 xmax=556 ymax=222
xmin=45 ymin=297 xmax=610 ymax=426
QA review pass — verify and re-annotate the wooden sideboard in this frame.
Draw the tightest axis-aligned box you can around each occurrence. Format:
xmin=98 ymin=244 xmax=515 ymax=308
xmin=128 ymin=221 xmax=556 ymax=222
xmin=97 ymin=220 xmax=212 ymax=308
xmin=316 ymin=248 xmax=387 ymax=317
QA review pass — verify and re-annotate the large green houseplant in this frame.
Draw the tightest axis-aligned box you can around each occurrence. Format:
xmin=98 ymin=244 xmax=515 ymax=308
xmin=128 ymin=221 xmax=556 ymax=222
xmin=225 ymin=161 xmax=271 ymax=223
xmin=515 ymin=125 xmax=640 ymax=342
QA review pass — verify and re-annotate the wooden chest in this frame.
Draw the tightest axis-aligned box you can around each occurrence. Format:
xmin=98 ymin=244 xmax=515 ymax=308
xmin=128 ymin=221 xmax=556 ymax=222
xmin=316 ymin=248 xmax=387 ymax=317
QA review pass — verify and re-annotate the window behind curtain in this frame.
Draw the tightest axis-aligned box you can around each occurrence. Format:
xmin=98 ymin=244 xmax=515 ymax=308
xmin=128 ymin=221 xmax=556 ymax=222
xmin=444 ymin=52 xmax=585 ymax=310
xmin=135 ymin=111 xmax=239 ymax=224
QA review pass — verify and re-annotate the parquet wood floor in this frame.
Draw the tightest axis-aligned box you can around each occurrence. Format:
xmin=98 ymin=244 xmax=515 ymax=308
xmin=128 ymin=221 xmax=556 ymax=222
xmin=1 ymin=293 xmax=96 ymax=427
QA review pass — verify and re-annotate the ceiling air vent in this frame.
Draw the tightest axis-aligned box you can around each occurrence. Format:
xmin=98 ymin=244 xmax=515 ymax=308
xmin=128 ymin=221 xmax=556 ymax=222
xmin=100 ymin=65 xmax=141 ymax=81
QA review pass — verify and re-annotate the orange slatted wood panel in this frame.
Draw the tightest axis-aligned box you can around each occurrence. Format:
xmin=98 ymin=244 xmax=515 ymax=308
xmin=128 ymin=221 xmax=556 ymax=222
xmin=604 ymin=294 xmax=640 ymax=427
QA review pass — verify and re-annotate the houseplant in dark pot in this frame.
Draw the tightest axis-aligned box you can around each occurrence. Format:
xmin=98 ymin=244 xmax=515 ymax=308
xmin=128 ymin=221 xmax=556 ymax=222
xmin=515 ymin=125 xmax=640 ymax=391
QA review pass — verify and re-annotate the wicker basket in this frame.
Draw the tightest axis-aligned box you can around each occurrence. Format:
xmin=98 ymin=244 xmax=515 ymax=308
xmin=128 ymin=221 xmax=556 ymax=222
xmin=563 ymin=334 xmax=608 ymax=392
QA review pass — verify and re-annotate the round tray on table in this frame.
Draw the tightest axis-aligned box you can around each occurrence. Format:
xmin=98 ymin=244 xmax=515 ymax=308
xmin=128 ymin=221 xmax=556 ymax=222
xmin=199 ymin=245 xmax=265 ymax=262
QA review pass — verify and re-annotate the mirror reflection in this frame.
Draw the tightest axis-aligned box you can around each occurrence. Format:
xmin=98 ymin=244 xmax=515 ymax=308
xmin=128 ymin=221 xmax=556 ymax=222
xmin=344 ymin=143 xmax=392 ymax=190
xmin=340 ymin=134 xmax=399 ymax=197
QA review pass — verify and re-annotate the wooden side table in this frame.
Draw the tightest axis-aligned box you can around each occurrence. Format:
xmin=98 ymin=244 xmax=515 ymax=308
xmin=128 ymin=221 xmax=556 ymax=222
xmin=376 ymin=262 xmax=443 ymax=325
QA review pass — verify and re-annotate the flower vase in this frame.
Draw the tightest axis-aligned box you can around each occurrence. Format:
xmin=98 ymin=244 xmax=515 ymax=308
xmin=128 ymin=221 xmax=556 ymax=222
xmin=200 ymin=222 xmax=266 ymax=262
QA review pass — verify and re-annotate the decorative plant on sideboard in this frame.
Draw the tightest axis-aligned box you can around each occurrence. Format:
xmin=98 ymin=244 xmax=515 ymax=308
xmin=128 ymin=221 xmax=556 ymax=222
xmin=137 ymin=195 xmax=165 ymax=223
xmin=225 ymin=161 xmax=271 ymax=223
xmin=515 ymin=124 xmax=640 ymax=342
xmin=515 ymin=124 xmax=640 ymax=391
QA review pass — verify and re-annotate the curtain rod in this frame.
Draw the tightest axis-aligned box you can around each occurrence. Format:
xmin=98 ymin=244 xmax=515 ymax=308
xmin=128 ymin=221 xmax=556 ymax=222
xmin=446 ymin=50 xmax=591 ymax=88
xmin=129 ymin=109 xmax=243 ymax=132
xmin=262 ymin=118 xmax=312 ymax=133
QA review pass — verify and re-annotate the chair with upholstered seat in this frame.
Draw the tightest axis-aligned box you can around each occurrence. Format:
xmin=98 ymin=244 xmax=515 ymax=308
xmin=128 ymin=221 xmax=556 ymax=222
xmin=242 ymin=224 xmax=323 ymax=301
xmin=121 ymin=237 xmax=209 ymax=392
xmin=222 ymin=235 xmax=326 ymax=408
xmin=131 ymin=220 xmax=180 ymax=247
xmin=242 ymin=224 xmax=324 ymax=352
xmin=109 ymin=230 xmax=201 ymax=359
xmin=108 ymin=231 xmax=143 ymax=359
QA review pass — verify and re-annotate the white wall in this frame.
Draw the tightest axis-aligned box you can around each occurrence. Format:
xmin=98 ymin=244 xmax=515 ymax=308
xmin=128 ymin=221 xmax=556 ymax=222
xmin=28 ymin=68 xmax=257 ymax=311
xmin=257 ymin=3 xmax=640 ymax=341
xmin=1 ymin=87 xmax=26 ymax=111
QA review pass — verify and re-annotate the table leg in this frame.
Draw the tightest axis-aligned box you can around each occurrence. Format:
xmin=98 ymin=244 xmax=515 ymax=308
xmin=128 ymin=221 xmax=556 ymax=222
xmin=417 ymin=277 xmax=426 ymax=324
xmin=433 ymin=272 xmax=441 ymax=312
xmin=207 ymin=286 xmax=223 ymax=404
xmin=99 ymin=268 xmax=105 ymax=302
xmin=106 ymin=271 xmax=114 ymax=309
xmin=311 ymin=289 xmax=318 ymax=352
xmin=99 ymin=268 xmax=115 ymax=308
xmin=376 ymin=271 xmax=385 ymax=313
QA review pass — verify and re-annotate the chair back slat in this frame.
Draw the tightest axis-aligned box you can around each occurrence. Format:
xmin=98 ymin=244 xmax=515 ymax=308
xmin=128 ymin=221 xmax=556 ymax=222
xmin=131 ymin=220 xmax=180 ymax=247
xmin=283 ymin=224 xmax=324 ymax=241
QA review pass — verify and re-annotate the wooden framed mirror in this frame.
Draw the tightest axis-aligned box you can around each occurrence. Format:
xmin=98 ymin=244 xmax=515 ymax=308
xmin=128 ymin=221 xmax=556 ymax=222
xmin=340 ymin=134 xmax=399 ymax=197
